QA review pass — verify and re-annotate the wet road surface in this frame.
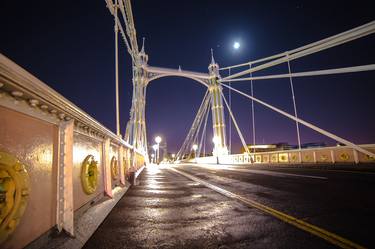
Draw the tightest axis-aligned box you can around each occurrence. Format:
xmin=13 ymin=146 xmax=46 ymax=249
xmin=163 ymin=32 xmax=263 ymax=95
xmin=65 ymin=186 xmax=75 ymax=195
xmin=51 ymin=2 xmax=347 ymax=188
xmin=174 ymin=163 xmax=375 ymax=248
xmin=84 ymin=165 xmax=337 ymax=249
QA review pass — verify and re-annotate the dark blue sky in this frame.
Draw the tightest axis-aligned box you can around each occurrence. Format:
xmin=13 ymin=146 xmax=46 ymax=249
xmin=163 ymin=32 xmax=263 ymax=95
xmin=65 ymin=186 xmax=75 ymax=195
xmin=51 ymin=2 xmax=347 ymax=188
xmin=1 ymin=0 xmax=374 ymax=154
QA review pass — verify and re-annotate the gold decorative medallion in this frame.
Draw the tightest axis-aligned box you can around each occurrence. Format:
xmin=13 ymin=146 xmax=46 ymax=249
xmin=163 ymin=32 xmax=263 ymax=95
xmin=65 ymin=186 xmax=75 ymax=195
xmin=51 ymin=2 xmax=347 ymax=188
xmin=0 ymin=151 xmax=29 ymax=244
xmin=81 ymin=155 xmax=98 ymax=195
xmin=111 ymin=156 xmax=118 ymax=180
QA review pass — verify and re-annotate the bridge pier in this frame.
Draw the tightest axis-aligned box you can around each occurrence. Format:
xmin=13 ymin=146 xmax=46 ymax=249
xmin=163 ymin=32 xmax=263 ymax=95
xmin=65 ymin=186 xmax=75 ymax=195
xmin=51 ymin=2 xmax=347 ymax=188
xmin=125 ymin=44 xmax=148 ymax=156
xmin=208 ymin=53 xmax=228 ymax=157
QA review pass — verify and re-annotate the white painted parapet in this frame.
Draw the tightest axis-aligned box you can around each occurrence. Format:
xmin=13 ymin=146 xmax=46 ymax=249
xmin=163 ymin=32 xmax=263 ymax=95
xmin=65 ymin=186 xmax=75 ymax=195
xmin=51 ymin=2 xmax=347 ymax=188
xmin=190 ymin=144 xmax=375 ymax=165
xmin=0 ymin=53 xmax=146 ymax=248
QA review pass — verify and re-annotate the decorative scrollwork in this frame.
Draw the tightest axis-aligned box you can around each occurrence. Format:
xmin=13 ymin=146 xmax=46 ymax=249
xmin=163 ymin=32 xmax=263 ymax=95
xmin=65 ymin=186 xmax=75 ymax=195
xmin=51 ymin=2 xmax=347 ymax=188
xmin=81 ymin=155 xmax=98 ymax=195
xmin=291 ymin=154 xmax=298 ymax=162
xmin=365 ymin=154 xmax=375 ymax=161
xmin=0 ymin=151 xmax=29 ymax=244
xmin=339 ymin=152 xmax=350 ymax=161
xmin=111 ymin=156 xmax=118 ymax=180
xmin=304 ymin=155 xmax=311 ymax=161
xmin=320 ymin=154 xmax=328 ymax=161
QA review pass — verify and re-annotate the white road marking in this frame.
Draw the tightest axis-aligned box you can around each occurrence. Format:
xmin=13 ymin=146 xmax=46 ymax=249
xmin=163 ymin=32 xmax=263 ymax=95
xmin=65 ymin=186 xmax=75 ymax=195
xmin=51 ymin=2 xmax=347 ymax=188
xmin=182 ymin=163 xmax=328 ymax=180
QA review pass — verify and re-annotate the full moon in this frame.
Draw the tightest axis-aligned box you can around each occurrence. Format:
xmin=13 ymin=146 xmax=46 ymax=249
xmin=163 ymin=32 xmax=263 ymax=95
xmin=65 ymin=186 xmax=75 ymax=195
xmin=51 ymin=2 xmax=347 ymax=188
xmin=233 ymin=41 xmax=240 ymax=49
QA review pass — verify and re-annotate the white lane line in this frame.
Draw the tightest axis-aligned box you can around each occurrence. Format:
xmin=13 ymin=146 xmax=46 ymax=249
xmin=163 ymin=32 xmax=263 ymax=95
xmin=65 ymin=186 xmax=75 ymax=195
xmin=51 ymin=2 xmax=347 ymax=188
xmin=184 ymin=163 xmax=328 ymax=180
xmin=228 ymin=168 xmax=328 ymax=180
xmin=168 ymin=167 xmax=364 ymax=249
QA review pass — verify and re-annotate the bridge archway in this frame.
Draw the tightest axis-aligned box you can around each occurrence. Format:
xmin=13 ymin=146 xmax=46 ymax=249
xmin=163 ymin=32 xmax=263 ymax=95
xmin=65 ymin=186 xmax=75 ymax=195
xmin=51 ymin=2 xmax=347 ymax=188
xmin=147 ymin=73 xmax=209 ymax=88
xmin=125 ymin=53 xmax=228 ymax=160
xmin=145 ymin=76 xmax=209 ymax=160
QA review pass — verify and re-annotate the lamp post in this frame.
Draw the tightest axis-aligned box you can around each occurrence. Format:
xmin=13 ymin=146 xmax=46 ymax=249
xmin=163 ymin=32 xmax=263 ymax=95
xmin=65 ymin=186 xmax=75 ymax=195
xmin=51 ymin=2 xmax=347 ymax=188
xmin=171 ymin=153 xmax=175 ymax=162
xmin=152 ymin=144 xmax=158 ymax=164
xmin=151 ymin=153 xmax=155 ymax=164
xmin=212 ymin=136 xmax=220 ymax=164
xmin=192 ymin=144 xmax=198 ymax=163
xmin=155 ymin=136 xmax=162 ymax=164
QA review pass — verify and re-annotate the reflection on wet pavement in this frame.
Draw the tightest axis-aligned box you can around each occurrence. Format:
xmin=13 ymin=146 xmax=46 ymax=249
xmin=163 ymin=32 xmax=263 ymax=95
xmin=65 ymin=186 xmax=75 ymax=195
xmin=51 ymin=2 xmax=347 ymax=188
xmin=83 ymin=165 xmax=332 ymax=249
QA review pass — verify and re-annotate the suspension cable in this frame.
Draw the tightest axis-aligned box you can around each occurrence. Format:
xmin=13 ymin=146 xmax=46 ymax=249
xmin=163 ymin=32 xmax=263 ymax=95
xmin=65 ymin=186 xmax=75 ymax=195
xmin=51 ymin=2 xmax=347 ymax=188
xmin=228 ymin=68 xmax=232 ymax=154
xmin=249 ymin=64 xmax=256 ymax=153
xmin=188 ymin=98 xmax=211 ymax=159
xmin=220 ymin=64 xmax=375 ymax=83
xmin=222 ymin=21 xmax=375 ymax=80
xmin=287 ymin=55 xmax=302 ymax=153
xmin=220 ymin=21 xmax=375 ymax=72
xmin=197 ymin=101 xmax=211 ymax=158
xmin=176 ymin=90 xmax=210 ymax=160
xmin=220 ymin=83 xmax=375 ymax=158
xmin=220 ymin=92 xmax=251 ymax=156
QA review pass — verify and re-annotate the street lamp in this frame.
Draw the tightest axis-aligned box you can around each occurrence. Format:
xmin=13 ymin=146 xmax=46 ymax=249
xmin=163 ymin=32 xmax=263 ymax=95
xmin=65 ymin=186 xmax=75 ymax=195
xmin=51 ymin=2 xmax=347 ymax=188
xmin=154 ymin=136 xmax=162 ymax=164
xmin=192 ymin=144 xmax=198 ymax=157
xmin=152 ymin=144 xmax=158 ymax=164
xmin=171 ymin=153 xmax=175 ymax=162
xmin=151 ymin=153 xmax=155 ymax=164
xmin=212 ymin=136 xmax=220 ymax=145
xmin=212 ymin=136 xmax=219 ymax=164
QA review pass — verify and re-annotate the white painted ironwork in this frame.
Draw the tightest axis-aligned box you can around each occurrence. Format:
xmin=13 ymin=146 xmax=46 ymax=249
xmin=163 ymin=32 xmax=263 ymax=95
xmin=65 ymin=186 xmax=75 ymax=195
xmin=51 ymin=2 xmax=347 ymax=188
xmin=104 ymin=0 xmax=374 ymax=164
xmin=221 ymin=83 xmax=375 ymax=159
xmin=220 ymin=91 xmax=251 ymax=156
xmin=249 ymin=64 xmax=256 ymax=153
xmin=220 ymin=21 xmax=375 ymax=72
xmin=286 ymin=55 xmax=302 ymax=158
xmin=56 ymin=120 xmax=74 ymax=236
xmin=220 ymin=64 xmax=375 ymax=83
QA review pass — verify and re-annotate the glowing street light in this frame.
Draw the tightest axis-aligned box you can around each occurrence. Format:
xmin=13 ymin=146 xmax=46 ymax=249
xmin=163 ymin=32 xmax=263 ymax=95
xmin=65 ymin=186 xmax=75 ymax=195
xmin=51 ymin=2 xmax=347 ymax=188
xmin=192 ymin=144 xmax=198 ymax=160
xmin=212 ymin=136 xmax=220 ymax=164
xmin=152 ymin=144 xmax=158 ymax=151
xmin=152 ymin=144 xmax=158 ymax=164
xmin=154 ymin=136 xmax=162 ymax=164
xmin=192 ymin=144 xmax=198 ymax=151
xmin=212 ymin=136 xmax=220 ymax=145
xmin=155 ymin=136 xmax=162 ymax=144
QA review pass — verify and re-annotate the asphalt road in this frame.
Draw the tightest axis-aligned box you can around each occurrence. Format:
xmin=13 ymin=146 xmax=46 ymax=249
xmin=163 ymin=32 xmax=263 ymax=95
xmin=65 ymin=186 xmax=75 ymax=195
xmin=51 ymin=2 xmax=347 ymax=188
xmin=173 ymin=163 xmax=375 ymax=248
xmin=81 ymin=163 xmax=375 ymax=249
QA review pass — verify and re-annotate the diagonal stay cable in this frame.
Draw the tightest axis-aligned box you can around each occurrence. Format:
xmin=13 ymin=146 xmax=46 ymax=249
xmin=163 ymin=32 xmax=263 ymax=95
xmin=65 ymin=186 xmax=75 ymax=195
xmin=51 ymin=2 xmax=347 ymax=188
xmin=220 ymin=83 xmax=375 ymax=158
xmin=197 ymin=100 xmax=211 ymax=158
xmin=223 ymin=22 xmax=375 ymax=80
xmin=220 ymin=21 xmax=375 ymax=72
xmin=220 ymin=91 xmax=251 ymax=156
xmin=176 ymin=90 xmax=209 ymax=160
xmin=220 ymin=64 xmax=375 ymax=83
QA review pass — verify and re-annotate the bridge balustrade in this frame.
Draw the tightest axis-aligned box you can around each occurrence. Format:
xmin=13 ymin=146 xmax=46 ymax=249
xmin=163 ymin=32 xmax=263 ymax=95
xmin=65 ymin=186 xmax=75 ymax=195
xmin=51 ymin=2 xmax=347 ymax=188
xmin=0 ymin=54 xmax=146 ymax=248
xmin=189 ymin=145 xmax=375 ymax=165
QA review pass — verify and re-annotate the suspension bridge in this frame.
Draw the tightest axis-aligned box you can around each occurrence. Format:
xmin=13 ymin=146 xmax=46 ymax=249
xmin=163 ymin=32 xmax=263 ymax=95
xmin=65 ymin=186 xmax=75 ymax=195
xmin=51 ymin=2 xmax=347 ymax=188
xmin=0 ymin=0 xmax=374 ymax=248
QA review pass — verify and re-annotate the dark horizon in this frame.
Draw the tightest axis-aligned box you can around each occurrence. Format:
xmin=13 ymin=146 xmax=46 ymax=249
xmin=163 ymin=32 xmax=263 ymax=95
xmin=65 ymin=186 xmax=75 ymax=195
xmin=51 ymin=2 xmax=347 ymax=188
xmin=1 ymin=0 xmax=374 ymax=154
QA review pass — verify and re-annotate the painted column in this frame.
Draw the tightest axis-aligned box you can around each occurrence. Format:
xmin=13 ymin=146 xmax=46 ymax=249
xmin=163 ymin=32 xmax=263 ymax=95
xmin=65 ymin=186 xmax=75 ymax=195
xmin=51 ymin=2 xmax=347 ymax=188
xmin=56 ymin=120 xmax=74 ymax=236
xmin=103 ymin=138 xmax=113 ymax=198
xmin=125 ymin=44 xmax=148 ymax=155
xmin=208 ymin=53 xmax=228 ymax=156
xmin=119 ymin=146 xmax=126 ymax=185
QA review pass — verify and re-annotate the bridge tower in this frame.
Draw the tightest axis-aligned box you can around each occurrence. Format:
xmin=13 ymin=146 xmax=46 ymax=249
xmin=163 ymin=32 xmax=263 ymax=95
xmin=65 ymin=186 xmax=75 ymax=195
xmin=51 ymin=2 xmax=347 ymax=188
xmin=125 ymin=40 xmax=148 ymax=154
xmin=208 ymin=51 xmax=228 ymax=156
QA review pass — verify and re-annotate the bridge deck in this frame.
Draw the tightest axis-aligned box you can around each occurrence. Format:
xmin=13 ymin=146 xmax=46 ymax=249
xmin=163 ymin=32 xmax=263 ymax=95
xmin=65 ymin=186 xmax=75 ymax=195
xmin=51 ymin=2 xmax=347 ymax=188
xmin=80 ymin=164 xmax=370 ymax=249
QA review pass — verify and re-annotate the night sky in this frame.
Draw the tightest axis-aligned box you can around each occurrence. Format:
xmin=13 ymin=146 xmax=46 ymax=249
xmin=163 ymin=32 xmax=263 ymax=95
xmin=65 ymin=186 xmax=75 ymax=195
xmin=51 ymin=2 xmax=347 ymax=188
xmin=1 ymin=1 xmax=374 ymax=154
